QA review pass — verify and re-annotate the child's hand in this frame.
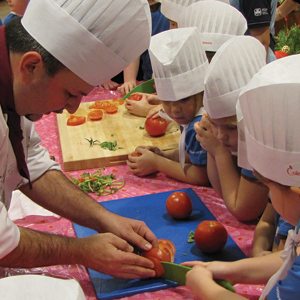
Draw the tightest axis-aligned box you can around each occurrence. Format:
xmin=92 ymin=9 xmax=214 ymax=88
xmin=117 ymin=80 xmax=137 ymax=95
xmin=101 ymin=80 xmax=120 ymax=90
xmin=194 ymin=118 xmax=225 ymax=157
xmin=125 ymin=94 xmax=157 ymax=117
xmin=146 ymin=103 xmax=163 ymax=119
xmin=127 ymin=147 xmax=159 ymax=176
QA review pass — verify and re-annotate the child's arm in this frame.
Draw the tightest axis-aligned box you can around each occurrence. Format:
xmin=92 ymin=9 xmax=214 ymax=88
xmin=127 ymin=148 xmax=209 ymax=185
xmin=251 ymin=202 xmax=277 ymax=257
xmin=185 ymin=252 xmax=283 ymax=300
xmin=117 ymin=58 xmax=140 ymax=95
xmin=195 ymin=119 xmax=269 ymax=221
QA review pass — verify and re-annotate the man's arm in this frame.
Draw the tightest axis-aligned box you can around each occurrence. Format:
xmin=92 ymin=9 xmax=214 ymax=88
xmin=20 ymin=170 xmax=157 ymax=250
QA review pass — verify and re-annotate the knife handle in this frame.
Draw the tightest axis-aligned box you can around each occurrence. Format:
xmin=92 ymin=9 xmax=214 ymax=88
xmin=216 ymin=279 xmax=235 ymax=293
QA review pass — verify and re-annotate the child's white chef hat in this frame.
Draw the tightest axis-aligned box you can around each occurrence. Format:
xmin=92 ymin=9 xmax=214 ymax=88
xmin=159 ymin=0 xmax=229 ymax=23
xmin=178 ymin=1 xmax=247 ymax=52
xmin=149 ymin=27 xmax=209 ymax=101
xmin=21 ymin=0 xmax=151 ymax=86
xmin=239 ymin=54 xmax=300 ymax=187
xmin=204 ymin=36 xmax=266 ymax=119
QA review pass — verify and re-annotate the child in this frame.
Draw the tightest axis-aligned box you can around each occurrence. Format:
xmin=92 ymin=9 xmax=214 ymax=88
xmin=127 ymin=27 xmax=210 ymax=186
xmin=103 ymin=0 xmax=169 ymax=95
xmin=3 ymin=0 xmax=28 ymax=24
xmin=195 ymin=35 xmax=269 ymax=221
xmin=183 ymin=54 xmax=300 ymax=300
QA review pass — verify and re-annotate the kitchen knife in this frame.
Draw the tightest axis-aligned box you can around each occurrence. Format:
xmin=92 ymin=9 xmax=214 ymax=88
xmin=161 ymin=262 xmax=235 ymax=292
xmin=122 ymin=79 xmax=155 ymax=99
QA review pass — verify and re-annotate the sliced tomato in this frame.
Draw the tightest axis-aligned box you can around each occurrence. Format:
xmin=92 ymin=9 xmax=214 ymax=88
xmin=104 ymin=105 xmax=118 ymax=114
xmin=89 ymin=100 xmax=113 ymax=109
xmin=112 ymin=98 xmax=125 ymax=105
xmin=67 ymin=115 xmax=86 ymax=126
xmin=128 ymin=93 xmax=143 ymax=101
xmin=274 ymin=50 xmax=288 ymax=59
xmin=129 ymin=151 xmax=142 ymax=157
xmin=88 ymin=109 xmax=103 ymax=121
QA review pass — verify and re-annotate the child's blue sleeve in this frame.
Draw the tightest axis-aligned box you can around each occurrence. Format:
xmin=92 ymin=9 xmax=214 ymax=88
xmin=185 ymin=116 xmax=207 ymax=166
xmin=241 ymin=168 xmax=256 ymax=179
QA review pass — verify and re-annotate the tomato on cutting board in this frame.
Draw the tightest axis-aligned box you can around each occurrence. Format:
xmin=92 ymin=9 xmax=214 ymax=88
xmin=87 ymin=109 xmax=103 ymax=121
xmin=141 ymin=239 xmax=176 ymax=277
xmin=67 ymin=115 xmax=86 ymax=126
xmin=166 ymin=191 xmax=192 ymax=219
xmin=128 ymin=93 xmax=143 ymax=101
xmin=145 ymin=116 xmax=168 ymax=137
xmin=104 ymin=105 xmax=118 ymax=114
xmin=194 ymin=220 xmax=228 ymax=254
xmin=129 ymin=151 xmax=142 ymax=157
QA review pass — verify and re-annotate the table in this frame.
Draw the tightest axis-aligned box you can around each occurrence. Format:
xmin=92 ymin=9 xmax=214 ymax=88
xmin=3 ymin=87 xmax=264 ymax=299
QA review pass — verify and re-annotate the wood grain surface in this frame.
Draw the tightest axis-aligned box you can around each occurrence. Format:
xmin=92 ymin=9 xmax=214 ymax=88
xmin=57 ymin=101 xmax=180 ymax=171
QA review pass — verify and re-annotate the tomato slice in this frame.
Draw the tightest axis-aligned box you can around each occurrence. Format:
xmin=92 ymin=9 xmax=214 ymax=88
xmin=89 ymin=100 xmax=113 ymax=109
xmin=112 ymin=98 xmax=125 ymax=105
xmin=128 ymin=93 xmax=143 ymax=101
xmin=67 ymin=115 xmax=86 ymax=126
xmin=104 ymin=105 xmax=118 ymax=114
xmin=88 ymin=109 xmax=103 ymax=121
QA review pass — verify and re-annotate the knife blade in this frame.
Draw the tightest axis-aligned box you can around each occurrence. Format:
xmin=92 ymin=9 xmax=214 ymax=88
xmin=122 ymin=79 xmax=155 ymax=99
xmin=161 ymin=262 xmax=235 ymax=292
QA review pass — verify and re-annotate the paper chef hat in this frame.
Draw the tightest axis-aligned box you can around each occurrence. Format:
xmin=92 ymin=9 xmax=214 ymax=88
xmin=178 ymin=1 xmax=247 ymax=52
xmin=204 ymin=36 xmax=266 ymax=119
xmin=149 ymin=27 xmax=209 ymax=101
xmin=159 ymin=0 xmax=229 ymax=22
xmin=239 ymin=54 xmax=300 ymax=187
xmin=21 ymin=0 xmax=151 ymax=86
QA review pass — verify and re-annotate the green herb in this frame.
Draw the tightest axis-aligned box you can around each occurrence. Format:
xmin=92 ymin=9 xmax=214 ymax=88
xmin=85 ymin=138 xmax=122 ymax=151
xmin=187 ymin=230 xmax=195 ymax=243
xmin=71 ymin=169 xmax=125 ymax=196
xmin=139 ymin=126 xmax=144 ymax=130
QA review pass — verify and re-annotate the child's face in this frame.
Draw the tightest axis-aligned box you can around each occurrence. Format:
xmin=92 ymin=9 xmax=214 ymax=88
xmin=209 ymin=116 xmax=238 ymax=152
xmin=162 ymin=93 xmax=203 ymax=125
xmin=255 ymin=173 xmax=300 ymax=226
xmin=7 ymin=0 xmax=28 ymax=15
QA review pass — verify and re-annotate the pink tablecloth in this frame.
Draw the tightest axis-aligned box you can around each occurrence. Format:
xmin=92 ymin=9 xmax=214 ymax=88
xmin=3 ymin=87 xmax=264 ymax=299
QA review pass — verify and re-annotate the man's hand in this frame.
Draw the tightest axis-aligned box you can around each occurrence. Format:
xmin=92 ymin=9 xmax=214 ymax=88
xmin=78 ymin=233 xmax=156 ymax=278
xmin=101 ymin=80 xmax=120 ymax=90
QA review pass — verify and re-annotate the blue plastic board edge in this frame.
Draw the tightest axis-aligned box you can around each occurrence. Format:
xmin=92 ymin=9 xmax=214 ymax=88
xmin=73 ymin=188 xmax=245 ymax=299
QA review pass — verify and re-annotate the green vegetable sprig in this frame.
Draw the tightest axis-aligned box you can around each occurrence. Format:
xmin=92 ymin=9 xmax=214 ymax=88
xmin=187 ymin=230 xmax=195 ymax=243
xmin=71 ymin=169 xmax=124 ymax=196
xmin=85 ymin=138 xmax=122 ymax=151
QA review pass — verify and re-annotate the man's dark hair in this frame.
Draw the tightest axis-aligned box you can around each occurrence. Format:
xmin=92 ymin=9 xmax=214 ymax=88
xmin=5 ymin=17 xmax=65 ymax=76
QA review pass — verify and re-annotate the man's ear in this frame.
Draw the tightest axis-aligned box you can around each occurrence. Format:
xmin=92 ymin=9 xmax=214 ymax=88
xmin=18 ymin=51 xmax=44 ymax=83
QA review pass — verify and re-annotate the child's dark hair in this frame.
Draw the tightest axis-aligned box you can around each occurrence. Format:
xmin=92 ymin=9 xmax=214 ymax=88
xmin=5 ymin=17 xmax=64 ymax=76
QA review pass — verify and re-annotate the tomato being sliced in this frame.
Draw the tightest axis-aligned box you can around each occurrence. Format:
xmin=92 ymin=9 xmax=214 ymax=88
xmin=104 ymin=105 xmax=118 ymax=114
xmin=128 ymin=93 xmax=143 ymax=101
xmin=141 ymin=238 xmax=176 ymax=277
xmin=67 ymin=115 xmax=86 ymax=126
xmin=88 ymin=109 xmax=103 ymax=121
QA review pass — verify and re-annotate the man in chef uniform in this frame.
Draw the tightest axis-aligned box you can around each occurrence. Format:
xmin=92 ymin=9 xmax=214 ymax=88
xmin=0 ymin=0 xmax=158 ymax=289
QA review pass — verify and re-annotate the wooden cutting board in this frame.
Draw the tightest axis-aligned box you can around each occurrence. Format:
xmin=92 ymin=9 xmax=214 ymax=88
xmin=56 ymin=100 xmax=180 ymax=171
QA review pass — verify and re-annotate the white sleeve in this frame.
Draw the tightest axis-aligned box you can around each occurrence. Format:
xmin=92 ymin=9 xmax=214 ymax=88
xmin=25 ymin=120 xmax=61 ymax=182
xmin=0 ymin=202 xmax=20 ymax=259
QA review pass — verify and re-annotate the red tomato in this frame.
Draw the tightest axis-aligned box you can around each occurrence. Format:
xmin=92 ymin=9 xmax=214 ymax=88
xmin=145 ymin=116 xmax=168 ymax=137
xmin=87 ymin=109 xmax=103 ymax=121
xmin=166 ymin=192 xmax=192 ymax=219
xmin=194 ymin=220 xmax=228 ymax=254
xmin=104 ymin=105 xmax=118 ymax=114
xmin=141 ymin=239 xmax=176 ymax=277
xmin=128 ymin=93 xmax=143 ymax=101
xmin=67 ymin=115 xmax=86 ymax=126
xmin=274 ymin=50 xmax=288 ymax=59
xmin=89 ymin=100 xmax=113 ymax=109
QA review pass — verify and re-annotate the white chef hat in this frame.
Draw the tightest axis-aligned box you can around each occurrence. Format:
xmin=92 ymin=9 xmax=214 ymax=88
xmin=239 ymin=54 xmax=300 ymax=187
xmin=204 ymin=36 xmax=266 ymax=119
xmin=21 ymin=0 xmax=151 ymax=86
xmin=149 ymin=27 xmax=209 ymax=101
xmin=178 ymin=1 xmax=247 ymax=52
xmin=159 ymin=0 xmax=229 ymax=22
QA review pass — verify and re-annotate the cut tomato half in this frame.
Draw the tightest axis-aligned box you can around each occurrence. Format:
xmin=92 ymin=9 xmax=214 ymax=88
xmin=104 ymin=105 xmax=118 ymax=114
xmin=88 ymin=109 xmax=103 ymax=121
xmin=67 ymin=115 xmax=86 ymax=126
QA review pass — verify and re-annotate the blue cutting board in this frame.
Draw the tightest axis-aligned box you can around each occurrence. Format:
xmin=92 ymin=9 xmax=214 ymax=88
xmin=73 ymin=188 xmax=245 ymax=299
